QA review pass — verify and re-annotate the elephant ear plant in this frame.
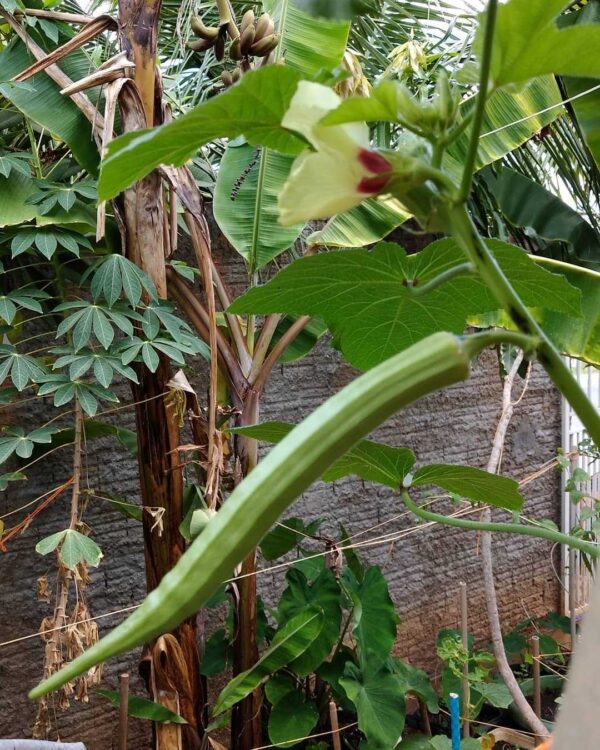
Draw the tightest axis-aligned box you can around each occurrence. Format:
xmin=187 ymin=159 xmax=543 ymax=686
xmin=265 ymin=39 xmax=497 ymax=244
xmin=31 ymin=0 xmax=600 ymax=714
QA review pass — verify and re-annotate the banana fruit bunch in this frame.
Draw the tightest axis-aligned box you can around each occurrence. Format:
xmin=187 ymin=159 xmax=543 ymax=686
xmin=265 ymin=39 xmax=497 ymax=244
xmin=188 ymin=8 xmax=280 ymax=89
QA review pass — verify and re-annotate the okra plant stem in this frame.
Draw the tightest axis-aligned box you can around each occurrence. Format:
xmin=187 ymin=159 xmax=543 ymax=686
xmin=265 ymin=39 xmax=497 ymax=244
xmin=449 ymin=204 xmax=600 ymax=447
xmin=401 ymin=491 xmax=600 ymax=559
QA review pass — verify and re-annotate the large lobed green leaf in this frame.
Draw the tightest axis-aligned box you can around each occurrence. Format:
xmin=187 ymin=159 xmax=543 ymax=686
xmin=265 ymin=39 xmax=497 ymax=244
xmin=411 ymin=464 xmax=523 ymax=511
xmin=476 ymin=0 xmax=600 ymax=87
xmin=340 ymin=662 xmax=405 ymax=750
xmin=98 ymin=66 xmax=303 ymax=201
xmin=470 ymin=257 xmax=600 ymax=366
xmin=230 ymin=239 xmax=581 ymax=370
xmin=231 ymin=421 xmax=416 ymax=488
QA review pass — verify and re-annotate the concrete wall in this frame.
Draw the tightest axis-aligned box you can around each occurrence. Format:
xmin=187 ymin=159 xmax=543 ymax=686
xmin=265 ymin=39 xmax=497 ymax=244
xmin=0 ymin=236 xmax=563 ymax=748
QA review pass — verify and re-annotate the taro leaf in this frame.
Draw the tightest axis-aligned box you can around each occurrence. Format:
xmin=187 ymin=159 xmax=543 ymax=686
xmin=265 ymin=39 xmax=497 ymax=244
xmin=200 ymin=628 xmax=232 ymax=677
xmin=388 ymin=658 xmax=440 ymax=714
xmin=265 ymin=674 xmax=296 ymax=707
xmin=259 ymin=517 xmax=318 ymax=561
xmin=231 ymin=421 xmax=415 ymax=489
xmin=340 ymin=662 xmax=405 ymax=750
xmin=213 ymin=607 xmax=324 ymax=715
xmin=267 ymin=688 xmax=319 ymax=748
xmin=342 ymin=566 xmax=399 ymax=670
xmin=410 ymin=464 xmax=524 ymax=512
xmin=38 ymin=420 xmax=137 ymax=457
xmin=339 ymin=523 xmax=364 ymax=583
xmin=230 ymin=239 xmax=581 ymax=371
xmin=98 ymin=66 xmax=304 ymax=201
xmin=97 ymin=689 xmax=187 ymax=724
xmin=474 ymin=0 xmax=600 ymax=87
xmin=486 ymin=167 xmax=600 ymax=263
xmin=276 ymin=568 xmax=341 ymax=677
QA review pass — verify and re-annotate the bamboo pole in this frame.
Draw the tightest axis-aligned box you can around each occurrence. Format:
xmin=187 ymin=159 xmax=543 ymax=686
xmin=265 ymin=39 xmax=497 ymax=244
xmin=119 ymin=672 xmax=129 ymax=750
xmin=329 ymin=701 xmax=342 ymax=750
xmin=531 ymin=636 xmax=541 ymax=721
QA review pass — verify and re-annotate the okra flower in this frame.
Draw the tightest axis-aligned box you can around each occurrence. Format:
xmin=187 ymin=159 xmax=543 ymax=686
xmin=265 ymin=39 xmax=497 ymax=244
xmin=278 ymin=81 xmax=393 ymax=226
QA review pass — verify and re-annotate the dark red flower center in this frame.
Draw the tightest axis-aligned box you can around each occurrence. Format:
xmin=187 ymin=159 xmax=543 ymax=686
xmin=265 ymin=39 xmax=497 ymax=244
xmin=358 ymin=149 xmax=392 ymax=175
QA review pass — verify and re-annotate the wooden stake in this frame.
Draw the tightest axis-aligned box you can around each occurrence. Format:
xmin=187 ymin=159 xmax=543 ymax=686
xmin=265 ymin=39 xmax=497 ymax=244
xmin=569 ymin=546 xmax=578 ymax=651
xmin=531 ymin=636 xmax=542 ymax=720
xmin=119 ymin=672 xmax=129 ymax=750
xmin=460 ymin=581 xmax=470 ymax=738
xmin=329 ymin=700 xmax=342 ymax=750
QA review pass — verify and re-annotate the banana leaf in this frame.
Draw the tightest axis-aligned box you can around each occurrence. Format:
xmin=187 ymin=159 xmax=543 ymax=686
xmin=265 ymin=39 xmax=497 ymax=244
xmin=212 ymin=0 xmax=350 ymax=271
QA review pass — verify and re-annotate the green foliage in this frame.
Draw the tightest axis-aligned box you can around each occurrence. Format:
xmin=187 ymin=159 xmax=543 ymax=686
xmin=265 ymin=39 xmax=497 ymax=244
xmin=88 ymin=254 xmax=158 ymax=307
xmin=485 ymin=166 xmax=600 ymax=263
xmin=291 ymin=0 xmax=379 ymax=20
xmin=343 ymin=566 xmax=399 ymax=669
xmin=0 ymin=344 xmax=47 ymax=391
xmin=97 ymin=689 xmax=187 ymax=724
xmin=213 ymin=607 xmax=324 ymax=715
xmin=340 ymin=662 xmax=405 ymax=749
xmin=230 ymin=239 xmax=580 ymax=370
xmin=36 ymin=528 xmax=103 ymax=569
xmin=0 ymin=426 xmax=60 ymax=464
xmin=213 ymin=140 xmax=302 ymax=271
xmin=267 ymin=687 xmax=318 ymax=748
xmin=410 ymin=464 xmax=524 ymax=511
xmin=478 ymin=0 xmax=600 ymax=87
xmin=0 ymin=39 xmax=99 ymax=172
xmin=98 ymin=66 xmax=304 ymax=201
xmin=231 ymin=421 xmax=416 ymax=488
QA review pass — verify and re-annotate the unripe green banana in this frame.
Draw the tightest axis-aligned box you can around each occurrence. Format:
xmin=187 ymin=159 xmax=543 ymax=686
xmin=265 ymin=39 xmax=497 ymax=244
xmin=239 ymin=24 xmax=256 ymax=55
xmin=187 ymin=38 xmax=216 ymax=52
xmin=190 ymin=15 xmax=219 ymax=40
xmin=254 ymin=12 xmax=274 ymax=40
xmin=240 ymin=8 xmax=255 ymax=33
xmin=229 ymin=38 xmax=242 ymax=60
xmin=29 ymin=332 xmax=471 ymax=700
xmin=250 ymin=32 xmax=280 ymax=57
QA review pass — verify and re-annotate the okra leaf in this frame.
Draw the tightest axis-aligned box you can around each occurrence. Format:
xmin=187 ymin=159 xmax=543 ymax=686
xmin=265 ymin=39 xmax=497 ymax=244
xmin=229 ymin=239 xmax=581 ymax=370
xmin=410 ymin=464 xmax=523 ymax=511
xmin=230 ymin=421 xmax=415 ymax=489
xmin=475 ymin=0 xmax=600 ymax=87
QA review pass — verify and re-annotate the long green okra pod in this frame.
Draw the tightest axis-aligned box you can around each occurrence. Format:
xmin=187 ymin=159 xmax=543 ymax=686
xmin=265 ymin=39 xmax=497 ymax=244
xmin=30 ymin=331 xmax=472 ymax=699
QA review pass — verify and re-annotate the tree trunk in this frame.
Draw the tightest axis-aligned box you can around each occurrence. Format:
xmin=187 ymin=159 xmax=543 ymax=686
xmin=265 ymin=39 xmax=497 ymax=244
xmin=116 ymin=0 xmax=205 ymax=745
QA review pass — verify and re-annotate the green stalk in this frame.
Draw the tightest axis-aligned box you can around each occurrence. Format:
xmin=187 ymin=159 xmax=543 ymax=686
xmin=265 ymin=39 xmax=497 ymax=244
xmin=30 ymin=331 xmax=472 ymax=699
xmin=401 ymin=491 xmax=599 ymax=559
xmin=458 ymin=0 xmax=499 ymax=201
xmin=449 ymin=203 xmax=600 ymax=446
